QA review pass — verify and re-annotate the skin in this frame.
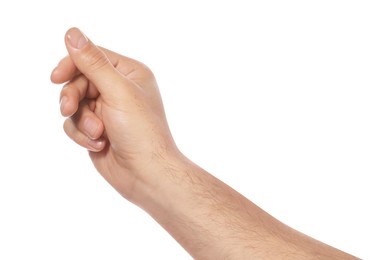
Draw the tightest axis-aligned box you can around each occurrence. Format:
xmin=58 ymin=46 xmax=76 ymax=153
xmin=51 ymin=27 xmax=358 ymax=259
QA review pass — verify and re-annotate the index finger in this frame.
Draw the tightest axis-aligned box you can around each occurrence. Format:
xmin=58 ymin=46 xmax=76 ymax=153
xmin=50 ymin=55 xmax=80 ymax=84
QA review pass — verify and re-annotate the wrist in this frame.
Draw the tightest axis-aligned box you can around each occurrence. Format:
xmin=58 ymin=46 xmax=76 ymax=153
xmin=127 ymin=147 xmax=191 ymax=208
xmin=129 ymin=151 xmax=246 ymax=258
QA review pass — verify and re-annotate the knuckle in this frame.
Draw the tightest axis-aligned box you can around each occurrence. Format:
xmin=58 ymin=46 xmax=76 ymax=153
xmin=82 ymin=47 xmax=110 ymax=74
xmin=137 ymin=61 xmax=155 ymax=79
xmin=63 ymin=118 xmax=73 ymax=136
xmin=60 ymin=75 xmax=88 ymax=102
xmin=63 ymin=118 xmax=85 ymax=146
xmin=60 ymin=83 xmax=75 ymax=97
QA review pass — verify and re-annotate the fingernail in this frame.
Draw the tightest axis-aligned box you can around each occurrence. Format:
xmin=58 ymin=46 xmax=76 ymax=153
xmin=60 ymin=96 xmax=68 ymax=114
xmin=67 ymin=28 xmax=88 ymax=49
xmin=84 ymin=117 xmax=99 ymax=139
xmin=88 ymin=138 xmax=105 ymax=151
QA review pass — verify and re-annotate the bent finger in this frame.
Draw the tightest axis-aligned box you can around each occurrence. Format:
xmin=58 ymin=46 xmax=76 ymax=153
xmin=51 ymin=55 xmax=80 ymax=84
xmin=63 ymin=117 xmax=106 ymax=152
xmin=60 ymin=75 xmax=88 ymax=117
xmin=60 ymin=75 xmax=100 ymax=117
xmin=70 ymin=100 xmax=104 ymax=140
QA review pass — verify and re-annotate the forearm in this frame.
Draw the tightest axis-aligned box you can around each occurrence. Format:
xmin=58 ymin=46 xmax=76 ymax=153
xmin=132 ymin=154 xmax=358 ymax=259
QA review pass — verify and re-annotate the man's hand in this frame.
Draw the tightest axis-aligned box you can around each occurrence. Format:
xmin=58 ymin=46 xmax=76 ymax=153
xmin=51 ymin=28 xmax=178 ymax=201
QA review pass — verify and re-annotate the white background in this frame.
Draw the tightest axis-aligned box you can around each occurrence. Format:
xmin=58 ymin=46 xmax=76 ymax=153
xmin=0 ymin=1 xmax=369 ymax=259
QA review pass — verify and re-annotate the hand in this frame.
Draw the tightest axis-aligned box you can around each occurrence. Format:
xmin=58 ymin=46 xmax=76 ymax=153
xmin=51 ymin=28 xmax=179 ymax=201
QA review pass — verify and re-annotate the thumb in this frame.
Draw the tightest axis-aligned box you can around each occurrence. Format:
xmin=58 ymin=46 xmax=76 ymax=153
xmin=64 ymin=27 xmax=123 ymax=98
